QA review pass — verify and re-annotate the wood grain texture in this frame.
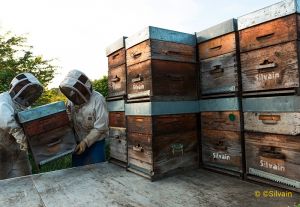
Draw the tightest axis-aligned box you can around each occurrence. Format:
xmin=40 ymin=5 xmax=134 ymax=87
xmin=151 ymin=60 xmax=198 ymax=101
xmin=127 ymin=114 xmax=197 ymax=135
xmin=245 ymin=132 xmax=300 ymax=181
xmin=109 ymin=112 xmax=126 ymax=128
xmin=241 ymin=41 xmax=299 ymax=93
xmin=202 ymin=129 xmax=242 ymax=172
xmin=108 ymin=64 xmax=126 ymax=98
xmin=109 ymin=127 xmax=127 ymax=162
xmin=127 ymin=116 xmax=153 ymax=134
xmin=127 ymin=59 xmax=152 ymax=99
xmin=23 ymin=112 xmax=69 ymax=137
xmin=153 ymin=130 xmax=198 ymax=175
xmin=201 ymin=111 xmax=241 ymax=132
xmin=152 ymin=114 xmax=197 ymax=135
xmin=200 ymin=52 xmax=238 ymax=95
xmin=28 ymin=126 xmax=76 ymax=166
xmin=239 ymin=14 xmax=298 ymax=53
xmin=128 ymin=132 xmax=152 ymax=167
xmin=127 ymin=59 xmax=198 ymax=101
xmin=108 ymin=48 xmax=126 ymax=68
xmin=244 ymin=112 xmax=300 ymax=135
xmin=126 ymin=39 xmax=196 ymax=67
xmin=198 ymin=32 xmax=236 ymax=60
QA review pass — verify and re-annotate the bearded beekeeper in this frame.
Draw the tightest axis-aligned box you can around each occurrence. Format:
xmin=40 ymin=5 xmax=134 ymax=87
xmin=59 ymin=70 xmax=108 ymax=167
xmin=0 ymin=73 xmax=43 ymax=179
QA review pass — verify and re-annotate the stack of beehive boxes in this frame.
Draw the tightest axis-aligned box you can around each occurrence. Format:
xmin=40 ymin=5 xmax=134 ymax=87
xmin=238 ymin=0 xmax=300 ymax=191
xmin=125 ymin=26 xmax=199 ymax=180
xmin=106 ymin=37 xmax=128 ymax=167
xmin=196 ymin=20 xmax=244 ymax=177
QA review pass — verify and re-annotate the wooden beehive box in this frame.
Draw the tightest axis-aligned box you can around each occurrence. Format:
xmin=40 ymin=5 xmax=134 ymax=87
xmin=238 ymin=0 xmax=300 ymax=96
xmin=107 ymin=100 xmax=127 ymax=167
xmin=125 ymin=101 xmax=199 ymax=180
xmin=17 ymin=101 xmax=76 ymax=167
xmin=197 ymin=19 xmax=241 ymax=98
xmin=243 ymin=95 xmax=300 ymax=191
xmin=125 ymin=26 xmax=198 ymax=102
xmin=199 ymin=98 xmax=243 ymax=176
xmin=106 ymin=37 xmax=127 ymax=101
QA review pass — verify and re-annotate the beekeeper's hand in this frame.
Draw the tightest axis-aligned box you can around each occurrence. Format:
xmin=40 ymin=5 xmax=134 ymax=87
xmin=75 ymin=140 xmax=87 ymax=155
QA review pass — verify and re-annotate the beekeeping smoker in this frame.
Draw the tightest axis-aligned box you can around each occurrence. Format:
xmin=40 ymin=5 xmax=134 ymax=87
xmin=59 ymin=70 xmax=108 ymax=167
xmin=0 ymin=73 xmax=43 ymax=179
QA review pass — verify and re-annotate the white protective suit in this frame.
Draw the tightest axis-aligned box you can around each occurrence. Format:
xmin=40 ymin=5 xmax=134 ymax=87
xmin=0 ymin=73 xmax=43 ymax=179
xmin=59 ymin=70 xmax=109 ymax=148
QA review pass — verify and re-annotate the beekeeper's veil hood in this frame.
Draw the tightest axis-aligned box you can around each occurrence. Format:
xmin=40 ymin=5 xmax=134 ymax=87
xmin=9 ymin=73 xmax=43 ymax=107
xmin=59 ymin=70 xmax=93 ymax=105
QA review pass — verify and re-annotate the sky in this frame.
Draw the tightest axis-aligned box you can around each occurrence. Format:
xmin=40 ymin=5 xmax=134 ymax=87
xmin=0 ymin=0 xmax=279 ymax=88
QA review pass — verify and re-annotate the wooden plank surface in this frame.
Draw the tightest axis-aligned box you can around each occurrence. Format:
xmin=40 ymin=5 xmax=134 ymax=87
xmin=241 ymin=41 xmax=299 ymax=93
xmin=108 ymin=48 xmax=126 ymax=68
xmin=0 ymin=163 xmax=299 ymax=207
xmin=245 ymin=132 xmax=300 ymax=181
xmin=244 ymin=112 xmax=300 ymax=135
xmin=126 ymin=40 xmax=196 ymax=67
xmin=239 ymin=14 xmax=298 ymax=53
xmin=108 ymin=64 xmax=126 ymax=98
xmin=200 ymin=52 xmax=238 ymax=95
xmin=198 ymin=32 xmax=236 ymax=60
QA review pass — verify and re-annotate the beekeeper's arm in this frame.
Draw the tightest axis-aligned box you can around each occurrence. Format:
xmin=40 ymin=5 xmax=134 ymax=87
xmin=84 ymin=98 xmax=109 ymax=147
xmin=75 ymin=97 xmax=109 ymax=155
xmin=0 ymin=102 xmax=27 ymax=151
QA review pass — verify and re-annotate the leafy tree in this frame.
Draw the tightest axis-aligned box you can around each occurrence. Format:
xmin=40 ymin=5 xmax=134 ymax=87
xmin=0 ymin=31 xmax=57 ymax=93
xmin=92 ymin=76 xmax=108 ymax=97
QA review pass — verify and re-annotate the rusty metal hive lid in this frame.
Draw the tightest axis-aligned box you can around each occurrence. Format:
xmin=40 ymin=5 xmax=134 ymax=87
xmin=125 ymin=26 xmax=196 ymax=49
xmin=105 ymin=36 xmax=127 ymax=56
xmin=196 ymin=19 xmax=237 ymax=43
xmin=18 ymin=101 xmax=66 ymax=123
xmin=238 ymin=0 xmax=300 ymax=30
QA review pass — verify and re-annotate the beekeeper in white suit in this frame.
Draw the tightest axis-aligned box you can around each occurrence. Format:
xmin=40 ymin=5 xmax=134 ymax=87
xmin=0 ymin=73 xmax=43 ymax=179
xmin=59 ymin=70 xmax=108 ymax=167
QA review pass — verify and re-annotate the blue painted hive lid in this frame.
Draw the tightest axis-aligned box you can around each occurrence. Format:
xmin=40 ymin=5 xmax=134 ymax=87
xmin=125 ymin=26 xmax=196 ymax=49
xmin=17 ymin=101 xmax=66 ymax=123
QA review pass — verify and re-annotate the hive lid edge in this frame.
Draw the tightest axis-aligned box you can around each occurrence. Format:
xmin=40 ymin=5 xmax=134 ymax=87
xmin=105 ymin=36 xmax=127 ymax=56
xmin=17 ymin=101 xmax=66 ymax=123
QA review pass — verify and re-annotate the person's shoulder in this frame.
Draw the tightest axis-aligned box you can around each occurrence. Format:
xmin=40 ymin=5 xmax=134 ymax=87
xmin=0 ymin=92 xmax=12 ymax=103
xmin=92 ymin=91 xmax=105 ymax=101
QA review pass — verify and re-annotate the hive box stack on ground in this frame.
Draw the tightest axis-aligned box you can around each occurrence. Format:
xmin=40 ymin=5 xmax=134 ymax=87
xmin=125 ymin=101 xmax=199 ymax=180
xmin=196 ymin=19 xmax=241 ymax=98
xmin=196 ymin=20 xmax=244 ymax=177
xmin=238 ymin=0 xmax=300 ymax=192
xmin=17 ymin=101 xmax=76 ymax=169
xmin=199 ymin=98 xmax=243 ymax=177
xmin=107 ymin=100 xmax=127 ymax=167
xmin=125 ymin=26 xmax=198 ymax=103
xmin=243 ymin=96 xmax=300 ymax=192
xmin=238 ymin=0 xmax=300 ymax=97
xmin=124 ymin=26 xmax=199 ymax=180
xmin=106 ymin=37 xmax=128 ymax=167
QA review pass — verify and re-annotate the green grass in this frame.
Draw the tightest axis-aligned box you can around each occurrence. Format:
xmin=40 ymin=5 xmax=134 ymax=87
xmin=29 ymin=142 xmax=110 ymax=174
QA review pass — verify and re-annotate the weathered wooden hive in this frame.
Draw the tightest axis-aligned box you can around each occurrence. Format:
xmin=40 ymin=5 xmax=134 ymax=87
xmin=125 ymin=26 xmax=198 ymax=102
xmin=106 ymin=36 xmax=127 ymax=101
xmin=125 ymin=101 xmax=199 ymax=180
xmin=238 ymin=0 xmax=300 ymax=96
xmin=197 ymin=19 xmax=241 ymax=98
xmin=17 ymin=101 xmax=76 ymax=167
